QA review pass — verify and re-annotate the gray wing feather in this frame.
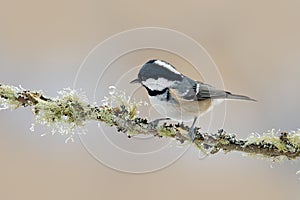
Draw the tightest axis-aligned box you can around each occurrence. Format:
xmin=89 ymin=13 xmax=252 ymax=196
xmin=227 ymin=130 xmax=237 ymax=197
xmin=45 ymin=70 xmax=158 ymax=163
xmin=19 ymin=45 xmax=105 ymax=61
xmin=196 ymin=82 xmax=256 ymax=101
xmin=172 ymin=77 xmax=256 ymax=101
xmin=196 ymin=82 xmax=227 ymax=100
xmin=174 ymin=78 xmax=255 ymax=101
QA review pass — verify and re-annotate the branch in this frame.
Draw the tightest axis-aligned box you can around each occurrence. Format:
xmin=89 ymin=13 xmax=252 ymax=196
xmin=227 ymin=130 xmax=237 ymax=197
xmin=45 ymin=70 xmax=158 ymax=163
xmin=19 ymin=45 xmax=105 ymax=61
xmin=1 ymin=83 xmax=300 ymax=161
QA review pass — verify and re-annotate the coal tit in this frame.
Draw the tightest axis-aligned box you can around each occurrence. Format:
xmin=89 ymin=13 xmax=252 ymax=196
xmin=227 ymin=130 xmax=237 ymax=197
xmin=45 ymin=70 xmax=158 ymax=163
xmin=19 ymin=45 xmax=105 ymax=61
xmin=131 ymin=59 xmax=255 ymax=140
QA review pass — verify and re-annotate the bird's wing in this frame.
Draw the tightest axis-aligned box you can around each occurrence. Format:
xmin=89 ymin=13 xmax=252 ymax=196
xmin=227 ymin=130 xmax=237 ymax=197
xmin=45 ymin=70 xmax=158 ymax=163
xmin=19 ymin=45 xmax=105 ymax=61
xmin=194 ymin=82 xmax=227 ymax=100
xmin=169 ymin=80 xmax=221 ymax=101
xmin=179 ymin=81 xmax=255 ymax=101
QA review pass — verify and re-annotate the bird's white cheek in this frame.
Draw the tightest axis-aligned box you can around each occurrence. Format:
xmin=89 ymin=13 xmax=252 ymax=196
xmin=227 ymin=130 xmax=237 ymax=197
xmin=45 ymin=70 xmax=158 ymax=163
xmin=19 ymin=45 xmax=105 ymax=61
xmin=142 ymin=78 xmax=176 ymax=91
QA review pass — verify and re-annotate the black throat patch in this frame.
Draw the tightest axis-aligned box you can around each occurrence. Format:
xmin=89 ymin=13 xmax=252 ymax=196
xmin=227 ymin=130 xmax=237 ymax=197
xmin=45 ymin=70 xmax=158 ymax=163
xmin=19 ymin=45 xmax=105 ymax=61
xmin=144 ymin=86 xmax=170 ymax=100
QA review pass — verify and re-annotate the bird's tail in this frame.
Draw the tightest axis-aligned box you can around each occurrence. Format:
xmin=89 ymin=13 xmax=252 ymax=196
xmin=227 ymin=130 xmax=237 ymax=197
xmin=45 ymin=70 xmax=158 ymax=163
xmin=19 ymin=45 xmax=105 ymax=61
xmin=225 ymin=92 xmax=256 ymax=101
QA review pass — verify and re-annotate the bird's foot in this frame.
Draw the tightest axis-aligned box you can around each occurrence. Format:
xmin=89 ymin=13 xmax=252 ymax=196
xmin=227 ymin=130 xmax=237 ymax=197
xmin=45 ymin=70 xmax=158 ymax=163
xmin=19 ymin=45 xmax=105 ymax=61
xmin=188 ymin=127 xmax=196 ymax=142
xmin=149 ymin=117 xmax=171 ymax=128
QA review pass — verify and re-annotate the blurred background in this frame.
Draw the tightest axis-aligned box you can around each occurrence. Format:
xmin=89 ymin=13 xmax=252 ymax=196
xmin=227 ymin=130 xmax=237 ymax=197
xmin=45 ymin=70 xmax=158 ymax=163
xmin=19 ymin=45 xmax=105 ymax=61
xmin=0 ymin=0 xmax=300 ymax=199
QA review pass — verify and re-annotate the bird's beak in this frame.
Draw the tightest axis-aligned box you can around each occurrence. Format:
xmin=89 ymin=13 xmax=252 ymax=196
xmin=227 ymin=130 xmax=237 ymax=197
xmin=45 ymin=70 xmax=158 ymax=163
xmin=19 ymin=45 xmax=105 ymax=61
xmin=130 ymin=78 xmax=141 ymax=84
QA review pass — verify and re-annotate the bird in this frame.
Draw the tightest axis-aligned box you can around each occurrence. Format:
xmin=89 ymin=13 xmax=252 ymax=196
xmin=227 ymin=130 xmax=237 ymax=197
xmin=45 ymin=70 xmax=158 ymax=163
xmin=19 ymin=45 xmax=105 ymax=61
xmin=130 ymin=59 xmax=256 ymax=140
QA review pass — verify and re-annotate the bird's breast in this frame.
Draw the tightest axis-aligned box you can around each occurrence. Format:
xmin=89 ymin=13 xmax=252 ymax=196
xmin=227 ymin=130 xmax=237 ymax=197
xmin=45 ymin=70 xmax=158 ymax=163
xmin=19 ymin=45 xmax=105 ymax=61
xmin=148 ymin=95 xmax=213 ymax=121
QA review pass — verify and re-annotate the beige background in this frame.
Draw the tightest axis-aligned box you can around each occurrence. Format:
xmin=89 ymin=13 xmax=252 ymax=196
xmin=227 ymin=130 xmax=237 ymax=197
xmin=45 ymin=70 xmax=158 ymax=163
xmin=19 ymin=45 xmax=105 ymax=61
xmin=1 ymin=0 xmax=300 ymax=199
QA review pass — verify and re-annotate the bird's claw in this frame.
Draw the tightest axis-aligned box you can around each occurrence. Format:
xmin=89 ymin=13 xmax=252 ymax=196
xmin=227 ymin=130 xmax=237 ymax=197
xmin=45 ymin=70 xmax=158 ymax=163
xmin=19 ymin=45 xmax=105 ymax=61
xmin=149 ymin=117 xmax=171 ymax=128
xmin=188 ymin=127 xmax=196 ymax=142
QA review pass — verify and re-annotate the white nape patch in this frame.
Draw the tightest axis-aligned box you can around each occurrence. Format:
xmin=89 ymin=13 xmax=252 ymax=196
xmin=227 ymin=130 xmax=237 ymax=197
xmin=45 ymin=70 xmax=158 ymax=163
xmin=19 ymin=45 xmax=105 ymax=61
xmin=142 ymin=77 xmax=176 ymax=91
xmin=195 ymin=83 xmax=200 ymax=94
xmin=154 ymin=60 xmax=181 ymax=75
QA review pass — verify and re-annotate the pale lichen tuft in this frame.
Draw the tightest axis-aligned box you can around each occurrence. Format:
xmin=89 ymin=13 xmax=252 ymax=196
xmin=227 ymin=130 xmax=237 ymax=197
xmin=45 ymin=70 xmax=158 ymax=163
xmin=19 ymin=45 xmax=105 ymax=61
xmin=30 ymin=88 xmax=90 ymax=140
xmin=0 ymin=84 xmax=22 ymax=109
xmin=102 ymin=86 xmax=146 ymax=120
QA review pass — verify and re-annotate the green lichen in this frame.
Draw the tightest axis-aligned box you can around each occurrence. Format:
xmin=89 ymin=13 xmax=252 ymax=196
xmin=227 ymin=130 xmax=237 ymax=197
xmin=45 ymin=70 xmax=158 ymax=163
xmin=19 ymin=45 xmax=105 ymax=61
xmin=32 ymin=89 xmax=88 ymax=125
xmin=287 ymin=130 xmax=300 ymax=148
xmin=157 ymin=126 xmax=176 ymax=137
xmin=0 ymin=84 xmax=21 ymax=109
xmin=1 ymin=83 xmax=300 ymax=162
xmin=102 ymin=86 xmax=146 ymax=120
xmin=95 ymin=106 xmax=115 ymax=126
xmin=27 ymin=88 xmax=92 ymax=142
xmin=194 ymin=142 xmax=209 ymax=156
xmin=246 ymin=130 xmax=287 ymax=152
xmin=218 ymin=137 xmax=230 ymax=145
xmin=129 ymin=104 xmax=137 ymax=120
xmin=244 ymin=152 xmax=286 ymax=162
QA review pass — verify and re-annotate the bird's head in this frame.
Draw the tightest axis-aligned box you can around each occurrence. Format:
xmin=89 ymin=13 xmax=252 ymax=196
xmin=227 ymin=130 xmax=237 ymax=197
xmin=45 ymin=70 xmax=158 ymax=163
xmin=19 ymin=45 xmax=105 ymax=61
xmin=130 ymin=59 xmax=183 ymax=91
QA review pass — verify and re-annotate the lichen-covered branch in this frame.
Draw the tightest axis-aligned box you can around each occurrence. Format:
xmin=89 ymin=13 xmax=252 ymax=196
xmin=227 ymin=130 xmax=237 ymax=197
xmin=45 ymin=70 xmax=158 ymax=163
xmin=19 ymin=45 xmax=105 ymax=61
xmin=1 ymin=83 xmax=300 ymax=161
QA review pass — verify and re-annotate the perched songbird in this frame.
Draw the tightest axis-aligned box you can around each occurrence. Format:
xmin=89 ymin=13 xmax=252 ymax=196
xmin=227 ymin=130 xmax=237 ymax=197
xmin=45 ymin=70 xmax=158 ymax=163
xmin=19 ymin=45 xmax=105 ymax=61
xmin=130 ymin=59 xmax=256 ymax=140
